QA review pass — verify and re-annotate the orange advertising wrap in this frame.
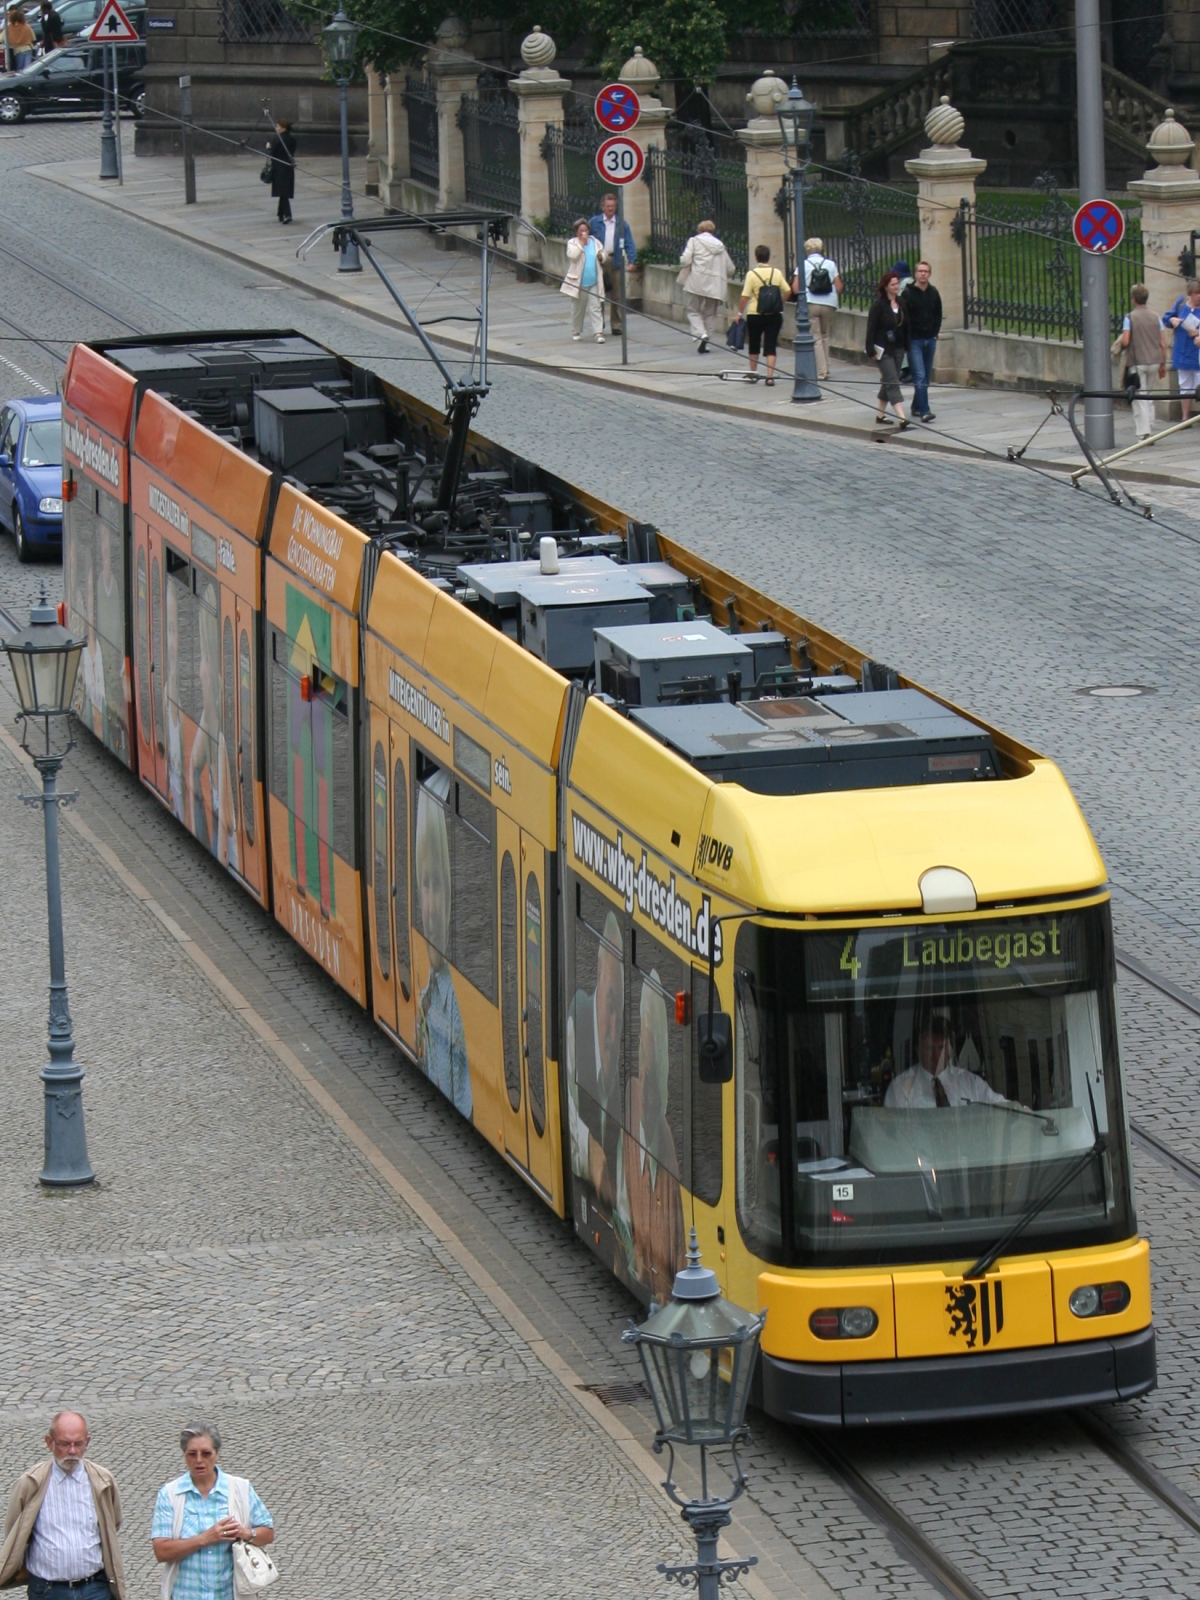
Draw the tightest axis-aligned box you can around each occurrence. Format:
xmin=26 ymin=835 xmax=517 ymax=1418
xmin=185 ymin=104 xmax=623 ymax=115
xmin=62 ymin=345 xmax=137 ymax=770
xmin=265 ymin=484 xmax=370 ymax=1003
xmin=131 ymin=391 xmax=273 ymax=902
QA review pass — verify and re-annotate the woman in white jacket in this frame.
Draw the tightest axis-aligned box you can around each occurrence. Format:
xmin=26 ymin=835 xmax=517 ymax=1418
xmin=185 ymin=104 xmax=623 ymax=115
xmin=678 ymin=221 xmax=737 ymax=352
xmin=560 ymin=219 xmax=607 ymax=343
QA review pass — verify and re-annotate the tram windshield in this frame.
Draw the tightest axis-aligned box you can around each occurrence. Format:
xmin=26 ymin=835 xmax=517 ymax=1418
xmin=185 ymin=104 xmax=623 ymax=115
xmin=733 ymin=906 xmax=1135 ymax=1267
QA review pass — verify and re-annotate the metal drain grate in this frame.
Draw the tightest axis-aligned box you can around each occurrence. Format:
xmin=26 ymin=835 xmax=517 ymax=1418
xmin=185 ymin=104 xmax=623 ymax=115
xmin=580 ymin=1379 xmax=650 ymax=1407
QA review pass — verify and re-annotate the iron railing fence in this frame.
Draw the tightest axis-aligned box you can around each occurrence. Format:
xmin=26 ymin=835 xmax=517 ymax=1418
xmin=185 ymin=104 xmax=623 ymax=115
xmin=541 ymin=113 xmax=604 ymax=235
xmin=220 ymin=0 xmax=309 ymax=43
xmin=458 ymin=87 xmax=520 ymax=213
xmin=403 ymin=73 xmax=439 ymax=190
xmin=792 ymin=174 xmax=920 ymax=308
xmin=645 ymin=130 xmax=749 ymax=274
xmin=956 ymin=175 xmax=1143 ymax=340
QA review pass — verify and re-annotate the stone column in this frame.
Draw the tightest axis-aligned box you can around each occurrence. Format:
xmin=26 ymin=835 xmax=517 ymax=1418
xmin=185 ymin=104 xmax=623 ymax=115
xmin=511 ymin=28 xmax=570 ymax=278
xmin=1129 ymin=109 xmax=1200 ymax=312
xmin=618 ymin=48 xmax=668 ymax=253
xmin=385 ymin=74 xmax=410 ymax=200
xmin=365 ymin=66 xmax=385 ymax=196
xmin=904 ymin=96 xmax=987 ymax=332
xmin=429 ymin=16 xmax=477 ymax=211
xmin=737 ymin=74 xmax=789 ymax=271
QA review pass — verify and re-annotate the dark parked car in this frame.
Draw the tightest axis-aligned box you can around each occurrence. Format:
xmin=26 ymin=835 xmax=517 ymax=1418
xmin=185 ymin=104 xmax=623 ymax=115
xmin=0 ymin=396 xmax=63 ymax=562
xmin=0 ymin=40 xmax=145 ymax=121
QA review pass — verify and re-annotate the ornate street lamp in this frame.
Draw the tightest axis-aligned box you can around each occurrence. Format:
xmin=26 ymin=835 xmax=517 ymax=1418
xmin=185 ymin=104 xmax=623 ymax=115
xmin=322 ymin=9 xmax=362 ymax=272
xmin=777 ymin=77 xmax=821 ymax=404
xmin=2 ymin=594 xmax=93 ymax=1187
xmin=623 ymin=1230 xmax=766 ymax=1598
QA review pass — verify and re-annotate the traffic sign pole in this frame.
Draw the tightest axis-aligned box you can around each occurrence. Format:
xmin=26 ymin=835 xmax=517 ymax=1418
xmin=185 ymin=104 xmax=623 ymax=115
xmin=99 ymin=43 xmax=118 ymax=179
xmin=617 ymin=186 xmax=628 ymax=366
xmin=1076 ymin=0 xmax=1113 ymax=450
xmin=112 ymin=43 xmax=123 ymax=185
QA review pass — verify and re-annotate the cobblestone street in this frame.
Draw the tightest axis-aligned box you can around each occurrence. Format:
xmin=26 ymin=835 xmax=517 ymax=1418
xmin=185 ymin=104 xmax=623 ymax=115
xmin=1 ymin=115 xmax=1200 ymax=1600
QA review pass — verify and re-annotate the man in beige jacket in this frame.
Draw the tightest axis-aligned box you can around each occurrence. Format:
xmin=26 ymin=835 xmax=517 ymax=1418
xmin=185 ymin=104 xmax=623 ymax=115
xmin=0 ymin=1414 xmax=124 ymax=1600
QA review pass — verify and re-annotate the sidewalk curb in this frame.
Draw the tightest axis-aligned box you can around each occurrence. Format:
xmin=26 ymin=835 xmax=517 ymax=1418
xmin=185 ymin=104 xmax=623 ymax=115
xmin=31 ymin=161 xmax=1200 ymax=494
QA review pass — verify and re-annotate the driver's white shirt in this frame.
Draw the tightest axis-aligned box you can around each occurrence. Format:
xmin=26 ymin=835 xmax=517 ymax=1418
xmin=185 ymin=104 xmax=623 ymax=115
xmin=603 ymin=217 xmax=616 ymax=255
xmin=885 ymin=1063 xmax=1010 ymax=1109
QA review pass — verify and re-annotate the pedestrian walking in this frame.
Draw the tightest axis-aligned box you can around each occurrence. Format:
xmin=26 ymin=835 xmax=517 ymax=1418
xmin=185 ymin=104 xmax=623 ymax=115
xmin=561 ymin=219 xmax=605 ymax=344
xmin=678 ymin=220 xmax=737 ymax=353
xmin=1162 ymin=278 xmax=1200 ymax=421
xmin=588 ymin=193 xmax=635 ymax=337
xmin=901 ymin=260 xmax=942 ymax=422
xmin=794 ymin=236 xmax=841 ymax=380
xmin=38 ymin=0 xmax=63 ymax=51
xmin=0 ymin=1411 xmax=126 ymax=1600
xmin=7 ymin=8 xmax=34 ymax=69
xmin=735 ymin=244 xmax=790 ymax=385
xmin=865 ymin=270 xmax=910 ymax=428
xmin=265 ymin=119 xmax=296 ymax=225
xmin=1119 ymin=283 xmax=1168 ymax=439
xmin=151 ymin=1423 xmax=274 ymax=1600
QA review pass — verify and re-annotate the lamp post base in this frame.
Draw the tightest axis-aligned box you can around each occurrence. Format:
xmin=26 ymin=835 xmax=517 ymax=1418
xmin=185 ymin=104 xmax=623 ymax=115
xmin=338 ymin=240 xmax=362 ymax=273
xmin=791 ymin=330 xmax=822 ymax=403
xmin=658 ymin=1499 xmax=757 ymax=1599
xmin=39 ymin=1062 xmax=94 ymax=1187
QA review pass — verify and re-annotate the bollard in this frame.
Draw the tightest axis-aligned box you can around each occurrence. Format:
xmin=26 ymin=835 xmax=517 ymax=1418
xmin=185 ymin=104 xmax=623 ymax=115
xmin=180 ymin=74 xmax=196 ymax=203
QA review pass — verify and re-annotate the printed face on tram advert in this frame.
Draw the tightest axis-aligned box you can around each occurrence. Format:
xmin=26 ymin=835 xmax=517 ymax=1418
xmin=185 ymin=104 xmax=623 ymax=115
xmin=567 ymin=810 xmax=726 ymax=1304
xmin=63 ymin=412 xmax=131 ymax=767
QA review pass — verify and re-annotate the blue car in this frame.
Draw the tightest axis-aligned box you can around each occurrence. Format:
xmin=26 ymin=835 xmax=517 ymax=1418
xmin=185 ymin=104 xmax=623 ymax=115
xmin=0 ymin=396 xmax=63 ymax=562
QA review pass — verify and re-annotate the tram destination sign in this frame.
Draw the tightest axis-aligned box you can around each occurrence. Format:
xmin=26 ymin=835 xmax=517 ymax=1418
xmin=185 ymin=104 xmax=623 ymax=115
xmin=805 ymin=912 xmax=1090 ymax=1001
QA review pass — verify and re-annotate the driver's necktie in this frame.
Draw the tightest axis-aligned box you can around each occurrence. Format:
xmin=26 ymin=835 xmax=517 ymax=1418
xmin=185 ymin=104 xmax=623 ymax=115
xmin=933 ymin=1076 xmax=951 ymax=1108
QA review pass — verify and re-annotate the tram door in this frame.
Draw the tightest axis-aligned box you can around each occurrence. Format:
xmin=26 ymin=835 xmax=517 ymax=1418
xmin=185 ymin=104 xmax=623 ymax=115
xmin=498 ymin=813 xmax=529 ymax=1172
xmin=497 ymin=814 xmax=555 ymax=1195
xmin=389 ymin=720 xmax=415 ymax=1051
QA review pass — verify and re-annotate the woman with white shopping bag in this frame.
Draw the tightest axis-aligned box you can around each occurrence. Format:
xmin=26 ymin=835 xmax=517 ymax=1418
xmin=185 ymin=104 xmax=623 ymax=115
xmin=152 ymin=1424 xmax=276 ymax=1600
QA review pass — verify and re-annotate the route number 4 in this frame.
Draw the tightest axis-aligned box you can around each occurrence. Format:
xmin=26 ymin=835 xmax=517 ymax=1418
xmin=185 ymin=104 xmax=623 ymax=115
xmin=840 ymin=936 xmax=861 ymax=979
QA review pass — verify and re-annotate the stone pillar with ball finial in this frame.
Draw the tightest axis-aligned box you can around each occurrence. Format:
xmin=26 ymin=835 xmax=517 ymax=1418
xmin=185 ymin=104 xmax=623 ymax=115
xmin=511 ymin=26 xmax=571 ymax=277
xmin=737 ymin=71 xmax=790 ymax=273
xmin=904 ymin=95 xmax=987 ymax=335
xmin=1128 ymin=109 xmax=1200 ymax=313
xmin=617 ymin=47 xmax=669 ymax=254
xmin=429 ymin=15 xmax=478 ymax=211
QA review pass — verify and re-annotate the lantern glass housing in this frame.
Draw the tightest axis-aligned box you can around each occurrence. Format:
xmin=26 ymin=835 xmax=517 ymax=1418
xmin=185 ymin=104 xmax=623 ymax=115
xmin=322 ymin=9 xmax=359 ymax=74
xmin=778 ymin=77 xmax=816 ymax=157
xmin=3 ymin=598 xmax=83 ymax=718
xmin=624 ymin=1233 xmax=765 ymax=1447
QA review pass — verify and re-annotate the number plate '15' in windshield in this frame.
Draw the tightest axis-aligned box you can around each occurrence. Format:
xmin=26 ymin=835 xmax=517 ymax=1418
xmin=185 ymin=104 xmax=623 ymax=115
xmin=732 ymin=907 xmax=1134 ymax=1268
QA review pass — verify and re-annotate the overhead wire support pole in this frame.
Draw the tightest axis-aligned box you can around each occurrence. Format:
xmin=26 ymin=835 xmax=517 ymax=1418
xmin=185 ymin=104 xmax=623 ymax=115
xmin=1076 ymin=0 xmax=1113 ymax=450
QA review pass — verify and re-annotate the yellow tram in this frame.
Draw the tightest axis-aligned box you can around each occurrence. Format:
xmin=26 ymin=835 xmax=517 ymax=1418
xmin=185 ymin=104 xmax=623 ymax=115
xmin=60 ymin=331 xmax=1153 ymax=1425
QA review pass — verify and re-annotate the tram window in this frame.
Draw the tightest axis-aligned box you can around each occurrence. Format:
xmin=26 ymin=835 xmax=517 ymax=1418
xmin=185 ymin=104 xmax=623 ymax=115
xmin=98 ymin=485 xmax=122 ymax=531
xmin=525 ymin=871 xmax=546 ymax=1137
xmin=372 ymin=741 xmax=391 ymax=981
xmin=328 ymin=690 xmax=354 ymax=863
xmin=569 ymin=881 xmax=627 ymax=1188
xmin=222 ymin=615 xmax=240 ymax=844
xmin=238 ymin=628 xmax=254 ymax=844
xmin=268 ymin=635 xmax=289 ymax=809
xmin=631 ymin=930 xmax=685 ymax=1184
xmin=135 ymin=543 xmax=150 ymax=745
xmin=733 ymin=960 xmax=782 ymax=1257
xmin=690 ymin=966 xmax=723 ymax=1208
xmin=452 ymin=778 xmax=496 ymax=1002
xmin=501 ymin=852 xmax=520 ymax=1111
xmin=412 ymin=754 xmax=451 ymax=962
xmin=392 ymin=755 xmax=411 ymax=999
xmin=267 ymin=628 xmax=356 ymax=868
xmin=151 ymin=553 xmax=162 ymax=754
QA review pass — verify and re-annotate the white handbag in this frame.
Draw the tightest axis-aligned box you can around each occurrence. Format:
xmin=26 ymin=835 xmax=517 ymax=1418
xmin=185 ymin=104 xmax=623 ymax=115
xmin=232 ymin=1541 xmax=279 ymax=1596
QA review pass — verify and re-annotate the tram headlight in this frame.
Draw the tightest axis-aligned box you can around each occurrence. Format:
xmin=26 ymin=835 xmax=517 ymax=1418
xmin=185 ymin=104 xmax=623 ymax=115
xmin=1069 ymin=1282 xmax=1131 ymax=1319
xmin=809 ymin=1307 xmax=878 ymax=1340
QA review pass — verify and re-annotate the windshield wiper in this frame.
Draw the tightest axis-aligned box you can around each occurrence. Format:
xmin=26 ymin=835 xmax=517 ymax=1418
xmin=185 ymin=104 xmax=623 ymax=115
xmin=965 ymin=1078 xmax=1106 ymax=1280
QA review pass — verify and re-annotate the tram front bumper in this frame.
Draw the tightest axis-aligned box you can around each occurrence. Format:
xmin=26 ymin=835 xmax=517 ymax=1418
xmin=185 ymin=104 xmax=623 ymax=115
xmin=761 ymin=1324 xmax=1156 ymax=1427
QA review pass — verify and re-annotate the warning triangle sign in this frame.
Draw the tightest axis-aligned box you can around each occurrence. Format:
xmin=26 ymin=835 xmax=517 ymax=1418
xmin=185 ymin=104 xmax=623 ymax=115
xmin=90 ymin=0 xmax=140 ymax=42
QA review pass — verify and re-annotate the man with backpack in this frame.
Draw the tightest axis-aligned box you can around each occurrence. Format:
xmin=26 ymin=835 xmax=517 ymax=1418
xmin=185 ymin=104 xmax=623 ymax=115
xmin=735 ymin=244 xmax=791 ymax=385
xmin=795 ymin=236 xmax=842 ymax=381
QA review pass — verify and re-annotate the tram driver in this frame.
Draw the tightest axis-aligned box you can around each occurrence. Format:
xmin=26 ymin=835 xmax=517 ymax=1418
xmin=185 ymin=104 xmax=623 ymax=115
xmin=884 ymin=1015 xmax=1013 ymax=1110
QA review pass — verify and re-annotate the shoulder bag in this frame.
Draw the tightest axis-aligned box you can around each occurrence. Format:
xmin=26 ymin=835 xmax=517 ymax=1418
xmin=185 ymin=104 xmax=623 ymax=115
xmin=228 ymin=1477 xmax=280 ymax=1599
xmin=260 ymin=159 xmax=273 ymax=184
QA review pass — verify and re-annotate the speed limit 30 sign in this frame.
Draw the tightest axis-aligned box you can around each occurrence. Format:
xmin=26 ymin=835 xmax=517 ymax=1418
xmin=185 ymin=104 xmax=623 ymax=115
xmin=595 ymin=135 xmax=644 ymax=185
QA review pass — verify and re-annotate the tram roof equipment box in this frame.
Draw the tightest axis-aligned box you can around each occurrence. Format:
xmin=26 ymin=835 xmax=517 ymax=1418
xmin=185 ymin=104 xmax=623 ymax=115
xmin=518 ymin=571 xmax=654 ymax=673
xmin=629 ymin=688 xmax=1001 ymax=795
xmin=253 ymin=386 xmax=345 ymax=484
xmin=595 ymin=618 xmax=755 ymax=705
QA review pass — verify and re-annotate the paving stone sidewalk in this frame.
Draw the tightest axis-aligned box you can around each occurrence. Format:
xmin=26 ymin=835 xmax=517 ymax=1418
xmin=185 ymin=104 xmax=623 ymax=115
xmin=0 ymin=727 xmax=706 ymax=1600
xmin=31 ymin=146 xmax=1200 ymax=496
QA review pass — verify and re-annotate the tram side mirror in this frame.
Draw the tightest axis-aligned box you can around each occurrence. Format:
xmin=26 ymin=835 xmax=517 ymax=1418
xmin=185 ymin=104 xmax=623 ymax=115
xmin=697 ymin=1010 xmax=732 ymax=1083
